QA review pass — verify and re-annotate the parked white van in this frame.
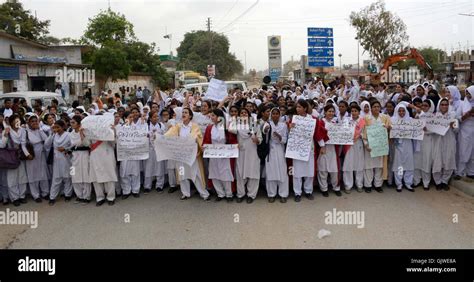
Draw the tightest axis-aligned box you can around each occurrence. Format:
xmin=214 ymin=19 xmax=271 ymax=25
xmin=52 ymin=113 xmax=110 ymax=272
xmin=184 ymin=80 xmax=248 ymax=94
xmin=0 ymin=91 xmax=68 ymax=111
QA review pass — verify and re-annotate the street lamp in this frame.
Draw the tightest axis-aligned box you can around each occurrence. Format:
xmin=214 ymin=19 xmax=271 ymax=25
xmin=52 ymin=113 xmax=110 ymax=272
xmin=338 ymin=53 xmax=342 ymax=76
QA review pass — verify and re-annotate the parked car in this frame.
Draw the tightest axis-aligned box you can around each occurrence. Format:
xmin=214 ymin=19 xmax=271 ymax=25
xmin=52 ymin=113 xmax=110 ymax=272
xmin=184 ymin=80 xmax=248 ymax=94
xmin=0 ymin=91 xmax=68 ymax=112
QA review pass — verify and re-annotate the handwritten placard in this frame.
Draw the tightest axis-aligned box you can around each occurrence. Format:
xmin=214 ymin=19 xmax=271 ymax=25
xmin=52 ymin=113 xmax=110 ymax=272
xmin=390 ymin=119 xmax=425 ymax=140
xmin=116 ymin=124 xmax=149 ymax=161
xmin=326 ymin=123 xmax=355 ymax=145
xmin=203 ymin=144 xmax=239 ymax=158
xmin=366 ymin=125 xmax=389 ymax=158
xmin=421 ymin=113 xmax=451 ymax=136
xmin=285 ymin=115 xmax=316 ymax=161
xmin=154 ymin=135 xmax=197 ymax=166
xmin=204 ymin=78 xmax=228 ymax=102
xmin=81 ymin=114 xmax=115 ymax=141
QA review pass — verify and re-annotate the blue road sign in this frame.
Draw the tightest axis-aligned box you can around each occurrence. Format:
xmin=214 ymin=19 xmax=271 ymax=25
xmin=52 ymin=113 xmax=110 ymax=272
xmin=308 ymin=57 xmax=334 ymax=67
xmin=307 ymin=27 xmax=333 ymax=37
xmin=270 ymin=68 xmax=281 ymax=82
xmin=308 ymin=48 xmax=334 ymax=57
xmin=308 ymin=37 xmax=333 ymax=47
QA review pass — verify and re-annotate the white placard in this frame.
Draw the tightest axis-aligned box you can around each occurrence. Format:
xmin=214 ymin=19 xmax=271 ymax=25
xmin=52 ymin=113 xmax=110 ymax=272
xmin=421 ymin=113 xmax=451 ymax=136
xmin=326 ymin=123 xmax=355 ymax=145
xmin=390 ymin=119 xmax=425 ymax=140
xmin=116 ymin=124 xmax=149 ymax=161
xmin=81 ymin=114 xmax=115 ymax=141
xmin=285 ymin=115 xmax=316 ymax=161
xmin=204 ymin=78 xmax=227 ymax=102
xmin=203 ymin=144 xmax=239 ymax=158
xmin=154 ymin=135 xmax=197 ymax=166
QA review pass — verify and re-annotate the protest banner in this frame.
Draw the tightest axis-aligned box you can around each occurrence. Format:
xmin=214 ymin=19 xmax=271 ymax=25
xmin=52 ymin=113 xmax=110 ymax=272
xmin=81 ymin=114 xmax=115 ymax=141
xmin=285 ymin=115 xmax=316 ymax=161
xmin=390 ymin=119 xmax=425 ymax=140
xmin=366 ymin=125 xmax=389 ymax=158
xmin=204 ymin=78 xmax=228 ymax=102
xmin=421 ymin=113 xmax=451 ymax=136
xmin=326 ymin=123 xmax=355 ymax=145
xmin=203 ymin=144 xmax=239 ymax=158
xmin=116 ymin=125 xmax=149 ymax=161
xmin=154 ymin=135 xmax=197 ymax=166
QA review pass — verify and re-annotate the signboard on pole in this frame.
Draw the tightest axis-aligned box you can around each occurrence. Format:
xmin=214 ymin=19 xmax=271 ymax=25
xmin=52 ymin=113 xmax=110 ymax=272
xmin=307 ymin=27 xmax=334 ymax=68
xmin=268 ymin=35 xmax=282 ymax=82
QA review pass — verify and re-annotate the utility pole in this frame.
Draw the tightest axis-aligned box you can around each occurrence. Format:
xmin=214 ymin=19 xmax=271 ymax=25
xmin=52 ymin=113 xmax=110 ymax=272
xmin=207 ymin=17 xmax=212 ymax=32
xmin=244 ymin=51 xmax=247 ymax=74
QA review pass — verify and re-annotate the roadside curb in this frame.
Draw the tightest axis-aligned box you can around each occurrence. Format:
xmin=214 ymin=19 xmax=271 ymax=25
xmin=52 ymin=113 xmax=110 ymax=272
xmin=451 ymin=178 xmax=474 ymax=197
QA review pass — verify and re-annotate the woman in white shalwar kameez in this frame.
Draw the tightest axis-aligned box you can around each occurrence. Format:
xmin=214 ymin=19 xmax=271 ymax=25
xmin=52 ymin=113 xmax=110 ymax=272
xmin=204 ymin=109 xmax=235 ymax=202
xmin=264 ymin=108 xmax=289 ymax=203
xmin=42 ymin=113 xmax=56 ymax=184
xmin=3 ymin=115 xmax=28 ymax=206
xmin=89 ymin=136 xmax=118 ymax=205
xmin=414 ymin=99 xmax=435 ymax=189
xmin=120 ymin=108 xmax=147 ymax=198
xmin=432 ymin=98 xmax=458 ymax=190
xmin=44 ymin=120 xmax=73 ymax=205
xmin=69 ymin=115 xmax=92 ymax=203
xmin=165 ymin=109 xmax=179 ymax=193
xmin=144 ymin=111 xmax=166 ymax=193
xmin=455 ymin=86 xmax=474 ymax=178
xmin=342 ymin=104 xmax=365 ymax=193
xmin=228 ymin=108 xmax=262 ymax=203
xmin=390 ymin=104 xmax=415 ymax=192
xmin=318 ymin=105 xmax=342 ymax=197
xmin=25 ymin=114 xmax=49 ymax=202
xmin=164 ymin=108 xmax=210 ymax=201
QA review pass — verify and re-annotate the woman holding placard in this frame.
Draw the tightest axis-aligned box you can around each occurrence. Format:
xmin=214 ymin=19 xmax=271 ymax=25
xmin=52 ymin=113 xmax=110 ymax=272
xmin=203 ymin=109 xmax=236 ymax=202
xmin=342 ymin=104 xmax=365 ymax=193
xmin=362 ymin=100 xmax=391 ymax=193
xmin=390 ymin=103 xmax=415 ymax=192
xmin=144 ymin=111 xmax=166 ymax=193
xmin=228 ymin=108 xmax=261 ymax=203
xmin=432 ymin=98 xmax=458 ymax=190
xmin=69 ymin=115 xmax=92 ymax=204
xmin=164 ymin=108 xmax=210 ymax=201
xmin=414 ymin=99 xmax=435 ymax=190
xmin=318 ymin=104 xmax=342 ymax=197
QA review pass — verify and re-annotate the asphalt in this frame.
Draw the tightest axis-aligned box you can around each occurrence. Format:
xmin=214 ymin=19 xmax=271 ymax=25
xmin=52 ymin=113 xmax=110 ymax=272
xmin=0 ymin=179 xmax=473 ymax=249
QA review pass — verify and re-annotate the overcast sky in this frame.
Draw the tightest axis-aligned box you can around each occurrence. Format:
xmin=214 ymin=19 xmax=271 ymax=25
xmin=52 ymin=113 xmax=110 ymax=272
xmin=13 ymin=0 xmax=474 ymax=71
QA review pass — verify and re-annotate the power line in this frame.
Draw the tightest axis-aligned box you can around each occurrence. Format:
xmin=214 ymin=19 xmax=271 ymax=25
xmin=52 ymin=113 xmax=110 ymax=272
xmin=214 ymin=0 xmax=239 ymax=28
xmin=218 ymin=0 xmax=260 ymax=32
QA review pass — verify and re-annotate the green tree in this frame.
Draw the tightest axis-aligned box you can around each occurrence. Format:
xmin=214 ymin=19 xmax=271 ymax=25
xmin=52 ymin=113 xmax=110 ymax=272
xmin=82 ymin=9 xmax=135 ymax=47
xmin=177 ymin=30 xmax=243 ymax=80
xmin=349 ymin=0 xmax=409 ymax=63
xmin=397 ymin=47 xmax=446 ymax=75
xmin=0 ymin=0 xmax=50 ymax=41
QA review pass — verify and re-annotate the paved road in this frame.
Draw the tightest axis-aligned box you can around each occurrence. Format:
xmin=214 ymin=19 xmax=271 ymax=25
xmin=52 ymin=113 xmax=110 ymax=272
xmin=1 ymin=181 xmax=473 ymax=249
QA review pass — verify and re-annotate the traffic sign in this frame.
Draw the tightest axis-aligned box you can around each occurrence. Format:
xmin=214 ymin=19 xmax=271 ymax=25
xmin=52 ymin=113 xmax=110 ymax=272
xmin=308 ymin=37 xmax=333 ymax=47
xmin=308 ymin=48 xmax=334 ymax=57
xmin=308 ymin=57 xmax=334 ymax=67
xmin=270 ymin=68 xmax=281 ymax=82
xmin=307 ymin=27 xmax=333 ymax=37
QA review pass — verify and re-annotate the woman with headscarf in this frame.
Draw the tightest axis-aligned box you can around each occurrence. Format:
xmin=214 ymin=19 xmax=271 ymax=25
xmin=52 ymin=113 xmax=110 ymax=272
xmin=361 ymin=100 xmax=391 ymax=193
xmin=143 ymin=110 xmax=166 ymax=193
xmin=413 ymin=99 xmax=436 ymax=190
xmin=390 ymin=103 xmax=415 ymax=192
xmin=318 ymin=104 xmax=342 ymax=197
xmin=1 ymin=114 xmax=29 ymax=206
xmin=69 ymin=115 xmax=92 ymax=204
xmin=360 ymin=101 xmax=371 ymax=119
xmin=446 ymin=85 xmax=462 ymax=117
xmin=228 ymin=108 xmax=262 ymax=203
xmin=431 ymin=98 xmax=458 ymax=190
xmin=342 ymin=104 xmax=365 ymax=193
xmin=25 ymin=114 xmax=49 ymax=202
xmin=203 ymin=109 xmax=237 ymax=202
xmin=455 ymin=86 xmax=474 ymax=179
xmin=263 ymin=107 xmax=289 ymax=203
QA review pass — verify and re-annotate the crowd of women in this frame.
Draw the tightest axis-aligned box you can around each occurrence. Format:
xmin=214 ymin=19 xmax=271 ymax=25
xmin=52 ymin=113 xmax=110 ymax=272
xmin=0 ymin=79 xmax=473 ymax=207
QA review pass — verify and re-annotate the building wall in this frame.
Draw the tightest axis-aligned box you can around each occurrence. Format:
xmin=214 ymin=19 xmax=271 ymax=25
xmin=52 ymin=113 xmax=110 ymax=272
xmin=102 ymin=74 xmax=155 ymax=95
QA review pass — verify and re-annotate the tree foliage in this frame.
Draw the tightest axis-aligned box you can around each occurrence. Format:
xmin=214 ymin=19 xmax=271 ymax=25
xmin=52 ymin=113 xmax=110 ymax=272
xmin=349 ymin=0 xmax=409 ymax=63
xmin=0 ymin=0 xmax=50 ymax=41
xmin=177 ymin=30 xmax=243 ymax=80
